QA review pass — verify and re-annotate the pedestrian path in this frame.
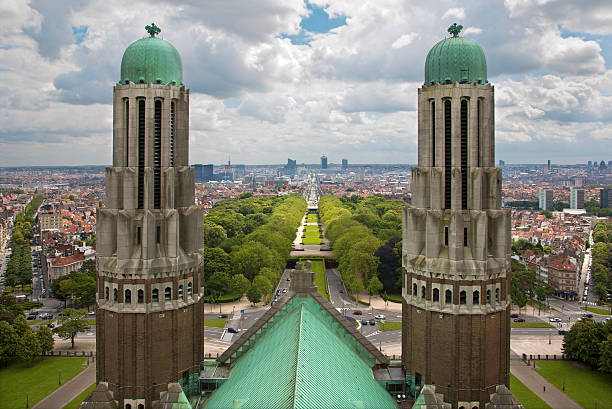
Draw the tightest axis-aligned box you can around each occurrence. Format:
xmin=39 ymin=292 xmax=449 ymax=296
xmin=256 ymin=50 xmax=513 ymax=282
xmin=510 ymin=360 xmax=582 ymax=409
xmin=33 ymin=362 xmax=96 ymax=409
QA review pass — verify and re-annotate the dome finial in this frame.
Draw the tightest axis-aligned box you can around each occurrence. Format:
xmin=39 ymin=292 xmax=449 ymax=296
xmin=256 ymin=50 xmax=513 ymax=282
xmin=448 ymin=23 xmax=463 ymax=37
xmin=145 ymin=22 xmax=161 ymax=38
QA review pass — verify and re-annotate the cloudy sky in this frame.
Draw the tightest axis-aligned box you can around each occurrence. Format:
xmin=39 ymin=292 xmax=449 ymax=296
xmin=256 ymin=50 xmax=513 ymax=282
xmin=1 ymin=0 xmax=612 ymax=166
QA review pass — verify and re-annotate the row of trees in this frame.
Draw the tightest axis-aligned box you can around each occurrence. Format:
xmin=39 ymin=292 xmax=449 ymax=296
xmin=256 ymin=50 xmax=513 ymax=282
xmin=591 ymin=222 xmax=612 ymax=302
xmin=0 ymin=314 xmax=54 ymax=367
xmin=4 ymin=196 xmax=44 ymax=287
xmin=563 ymin=319 xmax=612 ymax=373
xmin=203 ymin=194 xmax=306 ymax=305
xmin=510 ymin=259 xmax=554 ymax=313
xmin=318 ymin=195 xmax=405 ymax=297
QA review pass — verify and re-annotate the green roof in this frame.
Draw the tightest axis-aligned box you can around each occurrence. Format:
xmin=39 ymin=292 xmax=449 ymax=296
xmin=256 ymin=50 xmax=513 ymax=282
xmin=120 ymin=31 xmax=183 ymax=86
xmin=424 ymin=36 xmax=487 ymax=86
xmin=205 ymin=298 xmax=396 ymax=409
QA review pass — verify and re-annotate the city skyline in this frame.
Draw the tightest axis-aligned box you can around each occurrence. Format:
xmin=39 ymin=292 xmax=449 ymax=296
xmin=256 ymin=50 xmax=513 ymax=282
xmin=2 ymin=1 xmax=612 ymax=166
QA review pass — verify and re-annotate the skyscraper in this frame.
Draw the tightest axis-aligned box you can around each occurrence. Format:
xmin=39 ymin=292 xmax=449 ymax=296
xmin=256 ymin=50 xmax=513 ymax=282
xmin=321 ymin=155 xmax=328 ymax=169
xmin=93 ymin=24 xmax=204 ymax=407
xmin=601 ymin=188 xmax=612 ymax=208
xmin=570 ymin=188 xmax=585 ymax=209
xmin=341 ymin=158 xmax=348 ymax=170
xmin=194 ymin=164 xmax=213 ymax=182
xmin=539 ymin=189 xmax=553 ymax=210
xmin=402 ymin=24 xmax=518 ymax=408
xmin=547 ymin=159 xmax=551 ymax=170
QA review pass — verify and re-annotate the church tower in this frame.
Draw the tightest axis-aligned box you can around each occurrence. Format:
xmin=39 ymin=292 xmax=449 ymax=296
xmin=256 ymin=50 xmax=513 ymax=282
xmin=402 ymin=24 xmax=513 ymax=409
xmin=95 ymin=24 xmax=204 ymax=408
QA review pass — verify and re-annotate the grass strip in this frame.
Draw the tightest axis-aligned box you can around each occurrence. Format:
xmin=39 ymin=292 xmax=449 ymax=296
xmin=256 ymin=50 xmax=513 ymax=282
xmin=205 ymin=318 xmax=227 ymax=328
xmin=309 ymin=259 xmax=330 ymax=301
xmin=509 ymin=374 xmax=551 ymax=409
xmin=62 ymin=383 xmax=95 ymax=409
xmin=511 ymin=322 xmax=554 ymax=328
xmin=379 ymin=321 xmax=402 ymax=332
xmin=587 ymin=306 xmax=611 ymax=315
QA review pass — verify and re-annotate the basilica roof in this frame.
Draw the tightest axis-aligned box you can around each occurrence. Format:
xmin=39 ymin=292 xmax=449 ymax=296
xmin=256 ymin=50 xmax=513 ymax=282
xmin=120 ymin=23 xmax=183 ymax=86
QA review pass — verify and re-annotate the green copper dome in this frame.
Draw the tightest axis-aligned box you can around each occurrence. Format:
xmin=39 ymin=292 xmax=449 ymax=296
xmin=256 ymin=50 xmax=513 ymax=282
xmin=120 ymin=24 xmax=183 ymax=86
xmin=424 ymin=24 xmax=487 ymax=86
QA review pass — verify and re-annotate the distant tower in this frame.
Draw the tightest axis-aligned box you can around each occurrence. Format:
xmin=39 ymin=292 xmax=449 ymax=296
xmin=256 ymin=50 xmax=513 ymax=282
xmin=341 ymin=159 xmax=348 ymax=170
xmin=403 ymin=24 xmax=517 ymax=408
xmin=321 ymin=155 xmax=328 ymax=169
xmin=539 ymin=189 xmax=553 ymax=210
xmin=95 ymin=24 xmax=204 ymax=407
xmin=570 ymin=187 xmax=585 ymax=209
xmin=547 ymin=159 xmax=551 ymax=170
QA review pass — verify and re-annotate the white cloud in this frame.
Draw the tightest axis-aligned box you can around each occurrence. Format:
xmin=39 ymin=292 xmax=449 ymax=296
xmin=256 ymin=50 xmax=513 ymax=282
xmin=441 ymin=8 xmax=465 ymax=21
xmin=462 ymin=26 xmax=482 ymax=36
xmin=392 ymin=33 xmax=418 ymax=49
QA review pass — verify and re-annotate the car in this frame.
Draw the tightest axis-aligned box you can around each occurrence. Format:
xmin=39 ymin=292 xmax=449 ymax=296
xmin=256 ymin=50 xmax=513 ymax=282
xmin=361 ymin=319 xmax=368 ymax=325
xmin=339 ymin=289 xmax=344 ymax=293
xmin=582 ymin=313 xmax=593 ymax=318
xmin=227 ymin=327 xmax=239 ymax=333
xmin=282 ymin=289 xmax=287 ymax=293
xmin=40 ymin=313 xmax=52 ymax=320
xmin=554 ymin=317 xmax=562 ymax=322
xmin=510 ymin=313 xmax=519 ymax=318
xmin=549 ymin=317 xmax=561 ymax=322
xmin=88 ymin=311 xmax=96 ymax=316
xmin=369 ymin=319 xmax=376 ymax=326
xmin=558 ymin=329 xmax=567 ymax=335
xmin=513 ymin=318 xmax=525 ymax=322
xmin=26 ymin=314 xmax=36 ymax=320
xmin=218 ymin=314 xmax=228 ymax=319
xmin=374 ymin=314 xmax=385 ymax=320
xmin=353 ymin=310 xmax=363 ymax=315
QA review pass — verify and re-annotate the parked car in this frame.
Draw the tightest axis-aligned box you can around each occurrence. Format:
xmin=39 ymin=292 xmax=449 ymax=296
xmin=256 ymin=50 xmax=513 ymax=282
xmin=374 ymin=314 xmax=385 ymax=320
xmin=40 ymin=313 xmax=52 ymax=320
xmin=558 ymin=329 xmax=567 ymax=335
xmin=227 ymin=327 xmax=239 ymax=333
xmin=513 ymin=318 xmax=525 ymax=322
xmin=582 ymin=313 xmax=593 ymax=319
xmin=369 ymin=319 xmax=376 ymax=326
xmin=361 ymin=319 xmax=368 ymax=325
xmin=510 ymin=313 xmax=519 ymax=318
xmin=218 ymin=314 xmax=228 ymax=319
xmin=353 ymin=310 xmax=363 ymax=315
xmin=26 ymin=314 xmax=37 ymax=320
xmin=549 ymin=317 xmax=561 ymax=322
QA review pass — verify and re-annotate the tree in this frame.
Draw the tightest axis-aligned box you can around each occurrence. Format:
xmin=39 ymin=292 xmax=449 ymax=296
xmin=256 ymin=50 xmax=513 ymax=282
xmin=0 ymin=321 xmax=18 ymax=363
xmin=203 ymin=247 xmax=231 ymax=281
xmin=203 ymin=223 xmax=227 ymax=248
xmin=55 ymin=309 xmax=90 ymax=349
xmin=12 ymin=314 xmax=29 ymax=337
xmin=16 ymin=330 xmax=41 ymax=367
xmin=206 ymin=271 xmax=231 ymax=309
xmin=246 ymin=284 xmax=263 ymax=305
xmin=59 ymin=279 xmax=78 ymax=307
xmin=37 ymin=325 xmax=54 ymax=357
xmin=79 ymin=259 xmax=96 ymax=273
xmin=252 ymin=274 xmax=273 ymax=298
xmin=367 ymin=275 xmax=383 ymax=304
xmin=231 ymin=242 xmax=279 ymax=281
xmin=600 ymin=334 xmax=612 ymax=373
xmin=229 ymin=274 xmax=250 ymax=297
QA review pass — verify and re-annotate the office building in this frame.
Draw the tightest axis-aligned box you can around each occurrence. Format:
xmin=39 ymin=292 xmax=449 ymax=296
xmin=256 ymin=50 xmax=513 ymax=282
xmin=539 ymin=189 xmax=553 ymax=210
xmin=341 ymin=159 xmax=348 ymax=170
xmin=570 ymin=188 xmax=585 ymax=209
xmin=321 ymin=155 xmax=328 ymax=169
xmin=601 ymin=188 xmax=611 ymax=208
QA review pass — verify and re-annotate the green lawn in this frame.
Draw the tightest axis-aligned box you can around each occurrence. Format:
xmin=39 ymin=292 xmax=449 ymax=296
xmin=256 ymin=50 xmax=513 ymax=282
xmin=385 ymin=293 xmax=403 ymax=303
xmin=379 ymin=321 xmax=402 ymax=331
xmin=205 ymin=318 xmax=227 ymax=328
xmin=309 ymin=259 xmax=330 ymax=301
xmin=587 ymin=306 xmax=611 ymax=316
xmin=305 ymin=213 xmax=318 ymax=223
xmin=511 ymin=322 xmax=554 ymax=328
xmin=0 ymin=357 xmax=88 ymax=409
xmin=535 ymin=361 xmax=612 ymax=409
xmin=509 ymin=374 xmax=551 ymax=409
xmin=63 ymin=383 xmax=95 ymax=409
xmin=302 ymin=225 xmax=322 ymax=245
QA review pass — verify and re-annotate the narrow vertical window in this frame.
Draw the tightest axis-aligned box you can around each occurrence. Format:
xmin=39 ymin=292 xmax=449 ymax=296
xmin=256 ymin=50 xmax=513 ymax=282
xmin=178 ymin=285 xmax=183 ymax=298
xmin=444 ymin=100 xmax=451 ymax=209
xmin=105 ymin=287 xmax=109 ymax=300
xmin=165 ymin=287 xmax=172 ymax=300
xmin=125 ymin=289 xmax=131 ymax=304
xmin=477 ymin=99 xmax=481 ymax=167
xmin=154 ymin=100 xmax=161 ymax=209
xmin=486 ymin=289 xmax=491 ymax=304
xmin=170 ymin=101 xmax=175 ymax=166
xmin=433 ymin=288 xmax=440 ymax=302
xmin=444 ymin=226 xmax=449 ymax=246
xmin=125 ymin=99 xmax=129 ymax=167
xmin=473 ymin=290 xmax=479 ymax=305
xmin=137 ymin=226 xmax=141 ymax=245
xmin=113 ymin=288 xmax=118 ymax=302
xmin=152 ymin=288 xmax=159 ymax=302
xmin=464 ymin=227 xmax=468 ymax=247
xmin=421 ymin=285 xmax=426 ymax=299
xmin=431 ymin=101 xmax=436 ymax=166
xmin=156 ymin=225 xmax=161 ymax=244
xmin=187 ymin=282 xmax=193 ymax=296
xmin=138 ymin=99 xmax=145 ymax=209
xmin=460 ymin=290 xmax=466 ymax=304
xmin=445 ymin=289 xmax=452 ymax=304
xmin=461 ymin=99 xmax=468 ymax=209
xmin=413 ymin=283 xmax=417 ymax=296
xmin=495 ymin=288 xmax=500 ymax=302
xmin=138 ymin=289 xmax=144 ymax=304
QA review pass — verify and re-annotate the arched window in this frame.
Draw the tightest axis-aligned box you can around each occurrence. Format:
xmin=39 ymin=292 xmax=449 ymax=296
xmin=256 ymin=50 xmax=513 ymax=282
xmin=473 ymin=290 xmax=479 ymax=305
xmin=125 ymin=289 xmax=131 ymax=304
xmin=125 ymin=404 xmax=132 ymax=409
xmin=165 ymin=287 xmax=172 ymax=301
xmin=187 ymin=282 xmax=193 ymax=296
xmin=178 ymin=284 xmax=184 ymax=298
xmin=431 ymin=101 xmax=436 ymax=166
xmin=105 ymin=287 xmax=109 ymax=300
xmin=445 ymin=289 xmax=452 ymax=304
xmin=152 ymin=288 xmax=159 ymax=302
xmin=421 ymin=285 xmax=426 ymax=299
xmin=413 ymin=283 xmax=417 ymax=297
xmin=433 ymin=288 xmax=440 ymax=302
xmin=486 ymin=289 xmax=491 ymax=304
xmin=495 ymin=288 xmax=500 ymax=302
xmin=460 ymin=290 xmax=467 ymax=305
xmin=138 ymin=405 xmax=144 ymax=409
xmin=113 ymin=288 xmax=118 ymax=302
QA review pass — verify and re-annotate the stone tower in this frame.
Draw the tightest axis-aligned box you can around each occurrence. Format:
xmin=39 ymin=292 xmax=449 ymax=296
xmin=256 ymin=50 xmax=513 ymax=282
xmin=402 ymin=24 xmax=512 ymax=409
xmin=95 ymin=24 xmax=204 ymax=408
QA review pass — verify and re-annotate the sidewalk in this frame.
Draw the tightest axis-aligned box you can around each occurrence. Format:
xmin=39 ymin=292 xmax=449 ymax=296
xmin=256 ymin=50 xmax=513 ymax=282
xmin=33 ymin=362 xmax=96 ymax=409
xmin=510 ymin=360 xmax=582 ymax=409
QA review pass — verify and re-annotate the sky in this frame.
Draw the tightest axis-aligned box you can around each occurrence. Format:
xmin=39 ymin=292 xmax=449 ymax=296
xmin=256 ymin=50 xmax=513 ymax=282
xmin=1 ymin=0 xmax=612 ymax=166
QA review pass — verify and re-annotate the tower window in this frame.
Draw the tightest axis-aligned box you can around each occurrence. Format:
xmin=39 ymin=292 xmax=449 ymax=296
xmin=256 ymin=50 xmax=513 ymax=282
xmin=138 ymin=99 xmax=145 ymax=209
xmin=486 ymin=289 xmax=491 ymax=303
xmin=113 ymin=288 xmax=118 ymax=302
xmin=152 ymin=288 xmax=159 ymax=302
xmin=431 ymin=101 xmax=436 ymax=166
xmin=460 ymin=290 xmax=466 ymax=305
xmin=154 ymin=100 xmax=162 ymax=209
xmin=464 ymin=227 xmax=468 ymax=247
xmin=170 ymin=101 xmax=175 ymax=166
xmin=165 ymin=286 xmax=172 ymax=300
xmin=125 ymin=99 xmax=129 ymax=167
xmin=473 ymin=290 xmax=480 ymax=305
xmin=477 ymin=99 xmax=481 ymax=167
xmin=178 ymin=284 xmax=183 ymax=298
xmin=433 ymin=288 xmax=440 ymax=302
xmin=187 ymin=282 xmax=193 ymax=296
xmin=421 ymin=285 xmax=426 ymax=299
xmin=137 ymin=226 xmax=141 ymax=245
xmin=125 ymin=289 xmax=131 ymax=304
xmin=495 ymin=288 xmax=500 ymax=302
xmin=444 ymin=226 xmax=449 ymax=246
xmin=156 ymin=226 xmax=161 ymax=244
xmin=138 ymin=289 xmax=144 ymax=304
xmin=138 ymin=405 xmax=144 ymax=409
xmin=444 ymin=99 xmax=451 ymax=209
xmin=126 ymin=404 xmax=132 ymax=409
xmin=105 ymin=287 xmax=109 ymax=300
xmin=445 ymin=289 xmax=452 ymax=304
xmin=460 ymin=99 xmax=468 ymax=209
xmin=413 ymin=283 xmax=417 ymax=297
